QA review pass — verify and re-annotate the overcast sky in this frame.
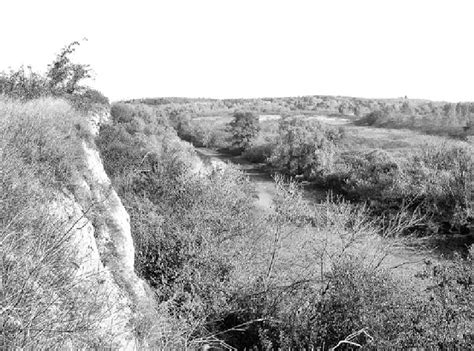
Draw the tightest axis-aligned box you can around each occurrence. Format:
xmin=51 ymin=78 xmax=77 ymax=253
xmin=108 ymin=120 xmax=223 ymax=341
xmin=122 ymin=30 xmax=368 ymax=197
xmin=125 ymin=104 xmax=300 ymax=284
xmin=1 ymin=0 xmax=473 ymax=102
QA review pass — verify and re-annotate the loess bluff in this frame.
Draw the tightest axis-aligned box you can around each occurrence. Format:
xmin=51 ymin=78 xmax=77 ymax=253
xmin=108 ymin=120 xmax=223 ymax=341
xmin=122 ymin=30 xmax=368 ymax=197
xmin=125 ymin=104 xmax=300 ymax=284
xmin=54 ymin=109 xmax=153 ymax=349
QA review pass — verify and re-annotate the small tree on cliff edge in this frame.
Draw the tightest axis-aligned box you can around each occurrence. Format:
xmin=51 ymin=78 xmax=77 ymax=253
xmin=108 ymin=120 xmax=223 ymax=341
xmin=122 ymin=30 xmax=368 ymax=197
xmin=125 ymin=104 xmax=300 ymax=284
xmin=229 ymin=111 xmax=260 ymax=152
xmin=46 ymin=40 xmax=92 ymax=95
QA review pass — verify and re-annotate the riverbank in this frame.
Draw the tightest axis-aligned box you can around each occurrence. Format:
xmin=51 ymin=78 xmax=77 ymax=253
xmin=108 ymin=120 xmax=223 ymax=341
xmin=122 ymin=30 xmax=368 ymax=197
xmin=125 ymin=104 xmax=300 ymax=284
xmin=194 ymin=146 xmax=448 ymax=279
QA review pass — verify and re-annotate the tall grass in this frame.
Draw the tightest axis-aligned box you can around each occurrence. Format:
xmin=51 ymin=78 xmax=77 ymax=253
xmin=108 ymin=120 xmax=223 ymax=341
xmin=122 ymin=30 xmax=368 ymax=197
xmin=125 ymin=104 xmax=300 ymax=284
xmin=0 ymin=98 xmax=109 ymax=348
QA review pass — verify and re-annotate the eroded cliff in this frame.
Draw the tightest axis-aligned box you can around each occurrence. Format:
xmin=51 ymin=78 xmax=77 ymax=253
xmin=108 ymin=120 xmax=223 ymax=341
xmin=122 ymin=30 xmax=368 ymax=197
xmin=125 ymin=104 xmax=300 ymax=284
xmin=58 ymin=109 xmax=152 ymax=348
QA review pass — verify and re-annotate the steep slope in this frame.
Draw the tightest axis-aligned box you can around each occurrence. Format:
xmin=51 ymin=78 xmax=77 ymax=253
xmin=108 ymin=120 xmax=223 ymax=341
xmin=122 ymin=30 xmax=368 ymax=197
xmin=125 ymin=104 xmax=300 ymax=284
xmin=0 ymin=100 xmax=154 ymax=349
xmin=64 ymin=109 xmax=152 ymax=348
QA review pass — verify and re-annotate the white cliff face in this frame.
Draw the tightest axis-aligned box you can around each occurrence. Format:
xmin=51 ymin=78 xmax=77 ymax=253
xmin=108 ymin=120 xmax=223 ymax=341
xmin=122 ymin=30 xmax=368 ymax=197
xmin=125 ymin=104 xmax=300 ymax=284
xmin=57 ymin=109 xmax=152 ymax=349
xmin=50 ymin=193 xmax=137 ymax=348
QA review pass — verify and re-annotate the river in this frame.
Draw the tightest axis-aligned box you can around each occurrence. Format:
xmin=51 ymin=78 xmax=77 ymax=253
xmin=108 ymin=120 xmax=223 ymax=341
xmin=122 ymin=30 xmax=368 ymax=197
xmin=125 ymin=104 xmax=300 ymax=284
xmin=193 ymin=146 xmax=453 ymax=278
xmin=195 ymin=147 xmax=328 ymax=212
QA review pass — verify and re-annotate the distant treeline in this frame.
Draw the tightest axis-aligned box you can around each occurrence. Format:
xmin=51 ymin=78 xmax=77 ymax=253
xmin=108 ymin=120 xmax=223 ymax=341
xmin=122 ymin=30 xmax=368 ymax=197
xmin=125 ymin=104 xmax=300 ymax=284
xmin=128 ymin=95 xmax=473 ymax=136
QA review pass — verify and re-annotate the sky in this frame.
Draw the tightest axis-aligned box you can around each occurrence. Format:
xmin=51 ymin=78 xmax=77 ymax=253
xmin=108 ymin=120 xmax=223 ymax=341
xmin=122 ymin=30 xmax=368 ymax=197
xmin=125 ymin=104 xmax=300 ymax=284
xmin=1 ymin=0 xmax=473 ymax=102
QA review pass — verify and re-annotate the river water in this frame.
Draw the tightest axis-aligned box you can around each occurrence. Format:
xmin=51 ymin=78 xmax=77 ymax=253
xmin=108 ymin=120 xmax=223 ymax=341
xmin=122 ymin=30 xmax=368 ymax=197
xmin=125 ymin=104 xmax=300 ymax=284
xmin=195 ymin=147 xmax=277 ymax=211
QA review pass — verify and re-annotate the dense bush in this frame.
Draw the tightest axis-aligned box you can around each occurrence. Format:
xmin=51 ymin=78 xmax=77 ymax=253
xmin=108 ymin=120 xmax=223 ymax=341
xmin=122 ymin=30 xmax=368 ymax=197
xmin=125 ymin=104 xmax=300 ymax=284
xmin=0 ymin=41 xmax=108 ymax=112
xmin=354 ymin=110 xmax=386 ymax=126
xmin=355 ymin=105 xmax=474 ymax=137
xmin=149 ymin=102 xmax=472 ymax=345
xmin=241 ymin=142 xmax=274 ymax=163
xmin=268 ymin=117 xmax=344 ymax=179
xmin=190 ymin=120 xmax=229 ymax=148
xmin=413 ymin=251 xmax=473 ymax=348
xmin=401 ymin=142 xmax=472 ymax=229
xmin=98 ymin=103 xmax=259 ymax=344
xmin=269 ymin=253 xmax=473 ymax=349
xmin=329 ymin=141 xmax=472 ymax=233
xmin=98 ymin=102 xmax=473 ymax=348
xmin=0 ymin=66 xmax=47 ymax=100
xmin=229 ymin=111 xmax=260 ymax=151
xmin=215 ymin=179 xmax=473 ymax=349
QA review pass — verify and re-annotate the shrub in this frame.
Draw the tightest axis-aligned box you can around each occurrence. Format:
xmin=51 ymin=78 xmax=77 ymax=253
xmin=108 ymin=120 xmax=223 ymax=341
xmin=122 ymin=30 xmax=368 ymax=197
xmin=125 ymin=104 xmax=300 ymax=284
xmin=330 ymin=141 xmax=472 ymax=233
xmin=268 ymin=117 xmax=344 ymax=179
xmin=169 ymin=113 xmax=193 ymax=138
xmin=125 ymin=156 xmax=256 ymax=304
xmin=0 ymin=41 xmax=107 ymax=113
xmin=0 ymin=98 xmax=107 ymax=348
xmin=412 ymin=252 xmax=473 ymax=348
xmin=273 ymin=256 xmax=415 ymax=348
xmin=96 ymin=123 xmax=149 ymax=178
xmin=272 ymin=252 xmax=473 ymax=349
xmin=110 ymin=102 xmax=136 ymax=123
xmin=355 ymin=110 xmax=385 ymax=126
xmin=400 ymin=141 xmax=472 ymax=229
xmin=0 ymin=65 xmax=48 ymax=100
xmin=218 ymin=178 xmax=472 ymax=349
xmin=333 ymin=149 xmax=401 ymax=204
xmin=242 ymin=142 xmax=274 ymax=163
xmin=67 ymin=88 xmax=109 ymax=112
xmin=229 ymin=111 xmax=260 ymax=151
xmin=98 ymin=102 xmax=473 ymax=348
xmin=216 ymin=178 xmax=388 ymax=349
xmin=46 ymin=41 xmax=92 ymax=96
xmin=98 ymin=103 xmax=259 ymax=344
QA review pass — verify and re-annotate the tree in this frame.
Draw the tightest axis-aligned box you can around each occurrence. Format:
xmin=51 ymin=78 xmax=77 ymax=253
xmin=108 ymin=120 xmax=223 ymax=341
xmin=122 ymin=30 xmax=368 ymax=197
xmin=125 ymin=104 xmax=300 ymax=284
xmin=0 ymin=40 xmax=104 ymax=111
xmin=46 ymin=40 xmax=92 ymax=95
xmin=268 ymin=117 xmax=343 ymax=179
xmin=229 ymin=111 xmax=260 ymax=151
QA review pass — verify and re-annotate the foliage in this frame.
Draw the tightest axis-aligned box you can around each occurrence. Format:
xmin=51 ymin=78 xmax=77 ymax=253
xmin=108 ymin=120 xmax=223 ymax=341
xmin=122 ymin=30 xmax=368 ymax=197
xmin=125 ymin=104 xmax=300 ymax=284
xmin=131 ymin=98 xmax=473 ymax=346
xmin=0 ymin=98 xmax=107 ymax=348
xmin=241 ymin=142 xmax=274 ymax=163
xmin=216 ymin=179 xmax=473 ymax=349
xmin=268 ymin=117 xmax=344 ymax=179
xmin=274 ymin=256 xmax=413 ymax=348
xmin=97 ymin=100 xmax=474 ymax=348
xmin=271 ymin=253 xmax=473 ymax=349
xmin=229 ymin=111 xmax=260 ymax=151
xmin=0 ymin=65 xmax=47 ymax=100
xmin=354 ymin=109 xmax=385 ymax=126
xmin=67 ymin=88 xmax=109 ymax=112
xmin=0 ymin=41 xmax=108 ymax=112
xmin=329 ymin=141 xmax=472 ymax=233
xmin=0 ymin=98 xmax=89 ymax=186
xmin=355 ymin=105 xmax=474 ymax=137
xmin=413 ymin=252 xmax=473 ymax=348
xmin=46 ymin=41 xmax=92 ymax=95
xmin=98 ymin=103 xmax=258 ymax=344
xmin=135 ymin=95 xmax=473 ymax=138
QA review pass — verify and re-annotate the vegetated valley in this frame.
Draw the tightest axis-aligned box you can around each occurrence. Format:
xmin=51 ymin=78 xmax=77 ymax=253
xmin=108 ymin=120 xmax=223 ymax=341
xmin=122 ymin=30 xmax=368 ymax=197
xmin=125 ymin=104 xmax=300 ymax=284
xmin=1 ymin=43 xmax=473 ymax=349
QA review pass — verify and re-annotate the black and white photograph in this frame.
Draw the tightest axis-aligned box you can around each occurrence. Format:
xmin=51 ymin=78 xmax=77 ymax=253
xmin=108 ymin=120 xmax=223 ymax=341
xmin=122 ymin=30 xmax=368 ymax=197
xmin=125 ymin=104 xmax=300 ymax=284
xmin=1 ymin=0 xmax=472 ymax=349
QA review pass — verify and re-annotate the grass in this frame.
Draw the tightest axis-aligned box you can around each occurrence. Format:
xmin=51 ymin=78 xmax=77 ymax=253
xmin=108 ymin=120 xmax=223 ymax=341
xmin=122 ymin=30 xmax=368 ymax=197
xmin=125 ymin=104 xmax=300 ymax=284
xmin=0 ymin=97 xmax=113 ymax=348
xmin=93 ymin=101 xmax=474 ymax=348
